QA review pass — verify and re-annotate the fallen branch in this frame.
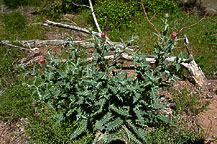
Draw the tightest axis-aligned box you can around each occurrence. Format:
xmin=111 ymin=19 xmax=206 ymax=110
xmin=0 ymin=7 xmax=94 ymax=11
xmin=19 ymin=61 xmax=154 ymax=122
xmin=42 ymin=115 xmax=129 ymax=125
xmin=0 ymin=41 xmax=32 ymax=52
xmin=45 ymin=20 xmax=99 ymax=35
xmin=45 ymin=20 xmax=116 ymax=45
xmin=70 ymin=1 xmax=90 ymax=8
xmin=1 ymin=40 xmax=95 ymax=49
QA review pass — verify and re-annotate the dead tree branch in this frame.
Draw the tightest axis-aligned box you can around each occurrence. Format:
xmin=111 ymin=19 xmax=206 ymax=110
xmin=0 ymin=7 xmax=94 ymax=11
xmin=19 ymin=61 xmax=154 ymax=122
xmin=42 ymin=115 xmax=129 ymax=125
xmin=178 ymin=11 xmax=208 ymax=33
xmin=184 ymin=35 xmax=208 ymax=87
xmin=45 ymin=20 xmax=100 ymax=36
xmin=1 ymin=40 xmax=94 ymax=48
xmin=87 ymin=0 xmax=113 ymax=44
xmin=179 ymin=17 xmax=206 ymax=33
xmin=70 ymin=1 xmax=90 ymax=8
xmin=88 ymin=0 xmax=102 ymax=33
xmin=0 ymin=41 xmax=32 ymax=52
xmin=150 ymin=13 xmax=156 ymax=21
xmin=44 ymin=20 xmax=112 ymax=44
xmin=206 ymin=17 xmax=217 ymax=24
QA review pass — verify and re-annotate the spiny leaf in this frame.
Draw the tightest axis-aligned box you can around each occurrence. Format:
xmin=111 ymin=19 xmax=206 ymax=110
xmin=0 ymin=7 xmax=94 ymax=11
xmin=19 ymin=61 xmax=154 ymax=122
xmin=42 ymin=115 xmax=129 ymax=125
xmin=133 ymin=107 xmax=145 ymax=125
xmin=106 ymin=117 xmax=123 ymax=131
xmin=127 ymin=120 xmax=147 ymax=142
xmin=109 ymin=104 xmax=131 ymax=117
xmin=70 ymin=119 xmax=87 ymax=139
xmin=95 ymin=112 xmax=112 ymax=130
xmin=122 ymin=125 xmax=143 ymax=144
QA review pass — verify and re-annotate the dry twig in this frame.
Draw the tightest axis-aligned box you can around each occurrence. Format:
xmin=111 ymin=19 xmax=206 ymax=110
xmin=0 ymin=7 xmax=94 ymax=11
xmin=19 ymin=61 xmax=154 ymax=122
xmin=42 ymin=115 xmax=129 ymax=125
xmin=141 ymin=3 xmax=161 ymax=36
xmin=70 ymin=1 xmax=90 ymax=8
xmin=178 ymin=11 xmax=208 ymax=33
xmin=150 ymin=13 xmax=156 ymax=21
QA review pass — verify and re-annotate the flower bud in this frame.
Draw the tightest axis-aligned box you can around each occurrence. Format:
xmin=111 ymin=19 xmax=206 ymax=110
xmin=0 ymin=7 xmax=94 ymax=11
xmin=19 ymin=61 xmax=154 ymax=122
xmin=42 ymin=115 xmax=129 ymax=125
xmin=101 ymin=32 xmax=105 ymax=39
xmin=171 ymin=32 xmax=178 ymax=40
xmin=39 ymin=56 xmax=45 ymax=64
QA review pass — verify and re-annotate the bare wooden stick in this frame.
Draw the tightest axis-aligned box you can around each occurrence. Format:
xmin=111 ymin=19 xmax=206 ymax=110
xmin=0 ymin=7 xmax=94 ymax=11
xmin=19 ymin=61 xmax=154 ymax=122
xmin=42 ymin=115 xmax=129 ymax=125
xmin=44 ymin=20 xmax=124 ymax=46
xmin=1 ymin=40 xmax=95 ymax=48
xmin=1 ymin=40 xmax=135 ymax=54
xmin=0 ymin=41 xmax=32 ymax=52
xmin=88 ymin=0 xmax=102 ymax=33
xmin=70 ymin=1 xmax=90 ymax=8
xmin=178 ymin=11 xmax=208 ymax=33
xmin=45 ymin=20 xmax=100 ymax=36
xmin=44 ymin=20 xmax=115 ymax=44
xmin=207 ymin=17 xmax=217 ymax=24
xmin=87 ymin=0 xmax=113 ymax=44
xmin=150 ymin=13 xmax=156 ymax=21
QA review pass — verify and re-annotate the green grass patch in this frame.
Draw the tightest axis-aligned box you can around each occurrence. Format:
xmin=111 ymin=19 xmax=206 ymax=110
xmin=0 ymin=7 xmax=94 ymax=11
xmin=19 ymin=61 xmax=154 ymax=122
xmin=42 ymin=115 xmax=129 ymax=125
xmin=25 ymin=110 xmax=94 ymax=143
xmin=0 ymin=80 xmax=34 ymax=122
xmin=173 ymin=88 xmax=210 ymax=116
xmin=0 ymin=10 xmax=47 ymax=40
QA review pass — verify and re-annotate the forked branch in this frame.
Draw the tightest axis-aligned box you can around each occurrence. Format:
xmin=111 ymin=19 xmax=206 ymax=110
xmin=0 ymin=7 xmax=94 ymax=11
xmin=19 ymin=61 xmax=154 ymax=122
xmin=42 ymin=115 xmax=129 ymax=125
xmin=141 ymin=3 xmax=160 ymax=36
xmin=178 ymin=10 xmax=208 ymax=33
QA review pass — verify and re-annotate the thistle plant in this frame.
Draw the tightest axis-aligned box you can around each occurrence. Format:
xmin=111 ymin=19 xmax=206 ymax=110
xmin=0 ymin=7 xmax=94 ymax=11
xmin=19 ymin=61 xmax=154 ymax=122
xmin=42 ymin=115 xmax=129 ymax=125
xmin=26 ymin=16 xmax=184 ymax=143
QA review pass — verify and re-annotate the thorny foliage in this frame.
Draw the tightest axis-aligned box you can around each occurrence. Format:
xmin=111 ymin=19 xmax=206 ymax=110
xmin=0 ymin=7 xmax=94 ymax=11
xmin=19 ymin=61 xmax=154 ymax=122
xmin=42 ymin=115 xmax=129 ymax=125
xmin=26 ymin=18 xmax=186 ymax=143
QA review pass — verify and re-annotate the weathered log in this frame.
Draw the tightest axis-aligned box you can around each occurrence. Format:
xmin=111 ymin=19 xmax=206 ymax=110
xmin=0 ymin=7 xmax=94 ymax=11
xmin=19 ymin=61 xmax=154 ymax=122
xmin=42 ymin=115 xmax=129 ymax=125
xmin=183 ymin=35 xmax=208 ymax=87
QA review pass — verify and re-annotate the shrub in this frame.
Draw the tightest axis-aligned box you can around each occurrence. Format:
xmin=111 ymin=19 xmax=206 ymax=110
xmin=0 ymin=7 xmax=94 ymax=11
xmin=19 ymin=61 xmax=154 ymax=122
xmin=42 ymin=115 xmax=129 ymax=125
xmin=93 ymin=0 xmax=140 ymax=30
xmin=142 ymin=0 xmax=181 ymax=15
xmin=92 ymin=0 xmax=181 ymax=31
xmin=41 ymin=0 xmax=90 ymax=19
xmin=173 ymin=88 xmax=210 ymax=116
xmin=145 ymin=125 xmax=203 ymax=144
xmin=26 ymin=16 xmax=188 ymax=143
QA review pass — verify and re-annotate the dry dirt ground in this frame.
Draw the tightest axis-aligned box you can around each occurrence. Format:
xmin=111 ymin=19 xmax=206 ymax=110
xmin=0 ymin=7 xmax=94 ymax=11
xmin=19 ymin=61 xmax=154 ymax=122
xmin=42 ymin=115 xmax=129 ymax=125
xmin=196 ymin=79 xmax=217 ymax=143
xmin=173 ymin=79 xmax=217 ymax=144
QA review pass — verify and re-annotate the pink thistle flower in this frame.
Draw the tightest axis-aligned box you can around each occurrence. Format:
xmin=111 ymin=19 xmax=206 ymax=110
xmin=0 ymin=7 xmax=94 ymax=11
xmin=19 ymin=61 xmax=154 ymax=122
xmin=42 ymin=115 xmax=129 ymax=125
xmin=39 ymin=56 xmax=45 ymax=64
xmin=101 ymin=32 xmax=105 ymax=38
xmin=171 ymin=32 xmax=178 ymax=40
